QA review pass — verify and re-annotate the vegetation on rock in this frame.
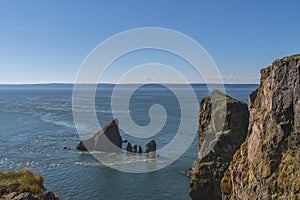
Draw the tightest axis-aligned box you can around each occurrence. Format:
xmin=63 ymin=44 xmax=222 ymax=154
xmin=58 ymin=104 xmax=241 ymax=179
xmin=0 ymin=169 xmax=45 ymax=197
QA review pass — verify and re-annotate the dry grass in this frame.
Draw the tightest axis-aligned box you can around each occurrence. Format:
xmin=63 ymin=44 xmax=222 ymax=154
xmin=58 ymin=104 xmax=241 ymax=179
xmin=274 ymin=53 xmax=300 ymax=63
xmin=0 ymin=169 xmax=45 ymax=197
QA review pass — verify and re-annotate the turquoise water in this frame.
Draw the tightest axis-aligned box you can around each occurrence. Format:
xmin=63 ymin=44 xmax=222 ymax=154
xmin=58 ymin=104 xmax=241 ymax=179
xmin=0 ymin=84 xmax=258 ymax=200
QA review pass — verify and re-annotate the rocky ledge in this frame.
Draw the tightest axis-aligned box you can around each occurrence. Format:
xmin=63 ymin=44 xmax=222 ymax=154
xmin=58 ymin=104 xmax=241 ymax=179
xmin=1 ymin=191 xmax=59 ymax=200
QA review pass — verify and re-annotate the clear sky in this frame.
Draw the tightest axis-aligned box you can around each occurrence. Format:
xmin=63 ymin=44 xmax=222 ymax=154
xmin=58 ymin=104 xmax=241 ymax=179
xmin=1 ymin=0 xmax=300 ymax=84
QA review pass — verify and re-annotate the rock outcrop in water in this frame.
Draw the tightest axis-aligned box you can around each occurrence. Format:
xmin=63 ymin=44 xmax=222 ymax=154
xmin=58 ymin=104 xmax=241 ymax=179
xmin=146 ymin=140 xmax=157 ymax=159
xmin=221 ymin=54 xmax=300 ymax=200
xmin=76 ymin=119 xmax=122 ymax=152
xmin=126 ymin=142 xmax=133 ymax=152
xmin=138 ymin=145 xmax=143 ymax=154
xmin=190 ymin=90 xmax=249 ymax=200
xmin=133 ymin=144 xmax=138 ymax=153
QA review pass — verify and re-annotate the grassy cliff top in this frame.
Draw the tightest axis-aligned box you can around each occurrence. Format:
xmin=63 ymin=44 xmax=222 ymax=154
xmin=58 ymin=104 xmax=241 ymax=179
xmin=0 ymin=169 xmax=45 ymax=197
xmin=274 ymin=53 xmax=300 ymax=63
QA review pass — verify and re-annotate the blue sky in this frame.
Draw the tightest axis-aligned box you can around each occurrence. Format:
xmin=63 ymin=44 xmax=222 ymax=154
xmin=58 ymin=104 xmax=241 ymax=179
xmin=0 ymin=0 xmax=300 ymax=84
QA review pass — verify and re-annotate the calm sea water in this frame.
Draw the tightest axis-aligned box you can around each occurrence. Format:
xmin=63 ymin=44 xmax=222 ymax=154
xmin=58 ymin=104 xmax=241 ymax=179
xmin=0 ymin=84 xmax=258 ymax=200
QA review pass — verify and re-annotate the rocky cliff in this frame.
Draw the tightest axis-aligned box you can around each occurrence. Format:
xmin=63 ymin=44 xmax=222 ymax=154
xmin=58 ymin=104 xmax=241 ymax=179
xmin=190 ymin=90 xmax=249 ymax=199
xmin=76 ymin=119 xmax=122 ymax=152
xmin=221 ymin=55 xmax=300 ymax=199
xmin=0 ymin=169 xmax=59 ymax=200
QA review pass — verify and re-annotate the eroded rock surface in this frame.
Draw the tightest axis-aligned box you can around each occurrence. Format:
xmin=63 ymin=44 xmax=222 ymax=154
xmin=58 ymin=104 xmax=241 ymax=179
xmin=222 ymin=55 xmax=300 ymax=200
xmin=190 ymin=90 xmax=249 ymax=200
xmin=2 ymin=191 xmax=59 ymax=200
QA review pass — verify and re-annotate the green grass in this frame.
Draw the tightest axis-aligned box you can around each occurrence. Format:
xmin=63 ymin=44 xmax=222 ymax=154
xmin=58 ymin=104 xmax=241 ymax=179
xmin=0 ymin=169 xmax=45 ymax=197
xmin=274 ymin=53 xmax=300 ymax=63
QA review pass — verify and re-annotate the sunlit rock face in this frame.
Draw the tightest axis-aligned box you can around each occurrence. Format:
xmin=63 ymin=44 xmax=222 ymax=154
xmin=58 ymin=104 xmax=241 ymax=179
xmin=222 ymin=55 xmax=300 ymax=200
xmin=190 ymin=90 xmax=249 ymax=200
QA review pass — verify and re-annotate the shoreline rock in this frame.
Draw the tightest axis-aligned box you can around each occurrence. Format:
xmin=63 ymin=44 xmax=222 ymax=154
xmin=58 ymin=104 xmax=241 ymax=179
xmin=2 ymin=191 xmax=59 ymax=200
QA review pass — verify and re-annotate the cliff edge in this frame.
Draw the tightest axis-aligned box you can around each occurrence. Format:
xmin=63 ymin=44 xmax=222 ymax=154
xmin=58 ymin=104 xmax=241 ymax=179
xmin=222 ymin=54 xmax=300 ymax=199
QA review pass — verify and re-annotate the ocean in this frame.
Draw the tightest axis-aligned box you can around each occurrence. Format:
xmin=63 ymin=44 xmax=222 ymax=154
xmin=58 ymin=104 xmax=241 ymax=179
xmin=0 ymin=84 xmax=258 ymax=200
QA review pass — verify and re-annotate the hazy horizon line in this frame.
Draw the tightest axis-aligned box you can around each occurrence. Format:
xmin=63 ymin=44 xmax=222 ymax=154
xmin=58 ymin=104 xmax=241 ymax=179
xmin=0 ymin=82 xmax=260 ymax=85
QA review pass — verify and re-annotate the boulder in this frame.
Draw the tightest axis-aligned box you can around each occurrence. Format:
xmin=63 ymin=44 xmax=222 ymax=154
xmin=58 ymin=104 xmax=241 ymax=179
xmin=76 ymin=119 xmax=122 ymax=152
xmin=146 ymin=140 xmax=157 ymax=159
xmin=190 ymin=90 xmax=249 ymax=200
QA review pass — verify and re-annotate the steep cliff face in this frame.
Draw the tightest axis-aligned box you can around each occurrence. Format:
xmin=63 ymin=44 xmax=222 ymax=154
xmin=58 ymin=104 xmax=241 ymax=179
xmin=222 ymin=55 xmax=300 ymax=199
xmin=190 ymin=90 xmax=249 ymax=199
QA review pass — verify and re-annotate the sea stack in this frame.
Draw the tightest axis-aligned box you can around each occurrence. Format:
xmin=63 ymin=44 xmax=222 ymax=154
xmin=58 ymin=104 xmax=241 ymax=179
xmin=76 ymin=119 xmax=122 ymax=152
xmin=126 ymin=142 xmax=133 ymax=152
xmin=189 ymin=90 xmax=249 ymax=199
xmin=133 ymin=144 xmax=138 ymax=153
xmin=138 ymin=145 xmax=143 ymax=154
xmin=146 ymin=140 xmax=157 ymax=159
xmin=221 ymin=55 xmax=300 ymax=200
